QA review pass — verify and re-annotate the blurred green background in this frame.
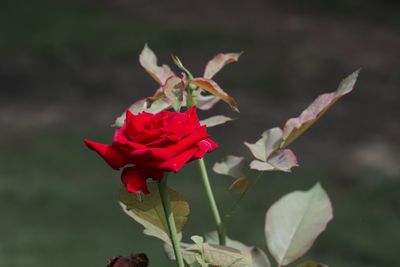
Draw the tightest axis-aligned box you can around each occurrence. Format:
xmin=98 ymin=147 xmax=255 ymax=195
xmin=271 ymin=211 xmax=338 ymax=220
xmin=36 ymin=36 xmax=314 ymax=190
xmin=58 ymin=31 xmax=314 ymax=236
xmin=0 ymin=0 xmax=399 ymax=266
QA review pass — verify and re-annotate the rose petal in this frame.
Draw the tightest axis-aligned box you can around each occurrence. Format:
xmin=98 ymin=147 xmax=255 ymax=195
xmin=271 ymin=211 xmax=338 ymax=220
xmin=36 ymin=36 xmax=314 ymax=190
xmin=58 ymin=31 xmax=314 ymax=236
xmin=192 ymin=138 xmax=219 ymax=160
xmin=84 ymin=139 xmax=128 ymax=169
xmin=159 ymin=148 xmax=198 ymax=172
xmin=121 ymin=167 xmax=149 ymax=194
xmin=130 ymin=147 xmax=177 ymax=162
xmin=121 ymin=167 xmax=165 ymax=194
xmin=113 ymin=129 xmax=146 ymax=150
xmin=166 ymin=126 xmax=208 ymax=154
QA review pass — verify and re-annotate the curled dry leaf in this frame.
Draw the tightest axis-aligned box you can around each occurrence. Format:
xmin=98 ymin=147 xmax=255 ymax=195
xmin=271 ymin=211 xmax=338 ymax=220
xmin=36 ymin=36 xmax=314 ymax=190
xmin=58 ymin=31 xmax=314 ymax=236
xmin=204 ymin=52 xmax=242 ymax=79
xmin=229 ymin=176 xmax=249 ymax=194
xmin=139 ymin=44 xmax=175 ymax=85
xmin=281 ymin=70 xmax=360 ymax=148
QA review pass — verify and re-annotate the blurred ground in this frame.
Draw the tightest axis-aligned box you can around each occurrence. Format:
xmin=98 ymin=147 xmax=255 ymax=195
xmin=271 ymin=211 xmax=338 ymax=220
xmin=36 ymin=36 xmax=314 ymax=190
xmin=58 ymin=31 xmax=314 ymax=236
xmin=0 ymin=0 xmax=399 ymax=266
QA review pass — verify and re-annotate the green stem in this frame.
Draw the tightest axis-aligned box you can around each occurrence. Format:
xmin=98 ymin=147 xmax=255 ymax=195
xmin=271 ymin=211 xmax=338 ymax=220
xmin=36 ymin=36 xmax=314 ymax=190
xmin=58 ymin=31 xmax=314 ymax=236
xmin=158 ymin=176 xmax=185 ymax=267
xmin=197 ymin=158 xmax=226 ymax=245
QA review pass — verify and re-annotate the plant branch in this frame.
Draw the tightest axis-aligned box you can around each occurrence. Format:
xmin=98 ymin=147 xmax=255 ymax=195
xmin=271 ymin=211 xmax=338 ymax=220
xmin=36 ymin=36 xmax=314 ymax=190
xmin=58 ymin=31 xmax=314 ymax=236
xmin=197 ymin=158 xmax=226 ymax=245
xmin=158 ymin=176 xmax=185 ymax=267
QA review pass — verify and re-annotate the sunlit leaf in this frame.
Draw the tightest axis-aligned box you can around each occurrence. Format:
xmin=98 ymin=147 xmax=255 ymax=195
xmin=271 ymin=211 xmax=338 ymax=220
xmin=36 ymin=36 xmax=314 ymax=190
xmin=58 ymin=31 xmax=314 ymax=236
xmin=163 ymin=76 xmax=185 ymax=111
xmin=190 ymin=78 xmax=239 ymax=112
xmin=297 ymin=260 xmax=329 ymax=267
xmin=119 ymin=183 xmax=189 ymax=243
xmin=204 ymin=52 xmax=242 ymax=79
xmin=281 ymin=70 xmax=360 ymax=148
xmin=265 ymin=183 xmax=333 ymax=266
xmin=139 ymin=44 xmax=175 ymax=85
xmin=200 ymin=115 xmax=235 ymax=128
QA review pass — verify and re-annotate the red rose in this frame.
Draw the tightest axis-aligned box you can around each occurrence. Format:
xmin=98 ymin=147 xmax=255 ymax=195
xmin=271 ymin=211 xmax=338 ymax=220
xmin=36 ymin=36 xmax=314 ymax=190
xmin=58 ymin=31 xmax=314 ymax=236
xmin=84 ymin=107 xmax=218 ymax=194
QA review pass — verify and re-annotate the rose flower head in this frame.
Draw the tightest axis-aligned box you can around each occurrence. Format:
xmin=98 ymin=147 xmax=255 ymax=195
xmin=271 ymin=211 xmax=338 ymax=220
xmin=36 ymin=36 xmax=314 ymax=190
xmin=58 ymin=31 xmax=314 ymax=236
xmin=84 ymin=107 xmax=218 ymax=194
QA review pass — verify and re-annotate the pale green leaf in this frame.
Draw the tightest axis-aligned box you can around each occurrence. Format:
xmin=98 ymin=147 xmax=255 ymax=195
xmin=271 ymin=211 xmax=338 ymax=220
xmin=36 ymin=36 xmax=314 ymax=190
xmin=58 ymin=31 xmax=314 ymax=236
xmin=245 ymin=128 xmax=283 ymax=161
xmin=281 ymin=70 xmax=360 ymax=148
xmin=200 ymin=115 xmax=235 ymax=128
xmin=249 ymin=150 xmax=298 ymax=172
xmin=265 ymin=183 xmax=333 ymax=266
xmin=139 ymin=44 xmax=175 ymax=85
xmin=245 ymin=128 xmax=298 ymax=172
xmin=213 ymin=155 xmax=244 ymax=178
xmin=193 ymin=91 xmax=220 ymax=110
xmin=119 ymin=183 xmax=189 ymax=243
xmin=204 ymin=52 xmax=242 ymax=79
xmin=191 ymin=236 xmax=205 ymax=252
xmin=205 ymin=231 xmax=271 ymax=267
xmin=202 ymin=243 xmax=251 ymax=267
xmin=250 ymin=247 xmax=272 ymax=267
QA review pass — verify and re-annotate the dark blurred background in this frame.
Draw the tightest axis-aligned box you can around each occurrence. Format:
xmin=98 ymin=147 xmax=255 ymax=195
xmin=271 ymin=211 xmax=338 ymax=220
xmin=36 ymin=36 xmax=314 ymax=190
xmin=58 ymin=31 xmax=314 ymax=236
xmin=1 ymin=0 xmax=399 ymax=266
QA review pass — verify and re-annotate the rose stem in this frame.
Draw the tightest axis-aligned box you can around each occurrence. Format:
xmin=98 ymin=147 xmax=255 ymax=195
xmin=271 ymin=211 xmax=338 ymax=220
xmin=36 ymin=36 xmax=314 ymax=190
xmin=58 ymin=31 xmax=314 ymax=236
xmin=197 ymin=158 xmax=226 ymax=245
xmin=158 ymin=176 xmax=185 ymax=267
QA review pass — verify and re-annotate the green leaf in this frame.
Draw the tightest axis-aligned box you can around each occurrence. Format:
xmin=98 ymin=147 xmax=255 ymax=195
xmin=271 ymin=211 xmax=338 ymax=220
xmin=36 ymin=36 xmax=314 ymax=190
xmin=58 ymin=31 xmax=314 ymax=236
xmin=200 ymin=115 xmax=235 ymax=128
xmin=190 ymin=78 xmax=239 ymax=112
xmin=205 ymin=231 xmax=271 ymax=267
xmin=202 ymin=243 xmax=252 ymax=267
xmin=213 ymin=155 xmax=244 ymax=178
xmin=139 ymin=44 xmax=175 ymax=85
xmin=119 ymin=183 xmax=189 ymax=243
xmin=245 ymin=128 xmax=298 ymax=172
xmin=265 ymin=183 xmax=333 ymax=266
xmin=281 ymin=70 xmax=360 ymax=148
xmin=171 ymin=54 xmax=194 ymax=79
xmin=245 ymin=128 xmax=283 ymax=161
xmin=203 ymin=52 xmax=242 ymax=79
xmin=192 ymin=91 xmax=220 ymax=110
xmin=163 ymin=76 xmax=185 ymax=111
xmin=297 ymin=260 xmax=328 ymax=267
xmin=213 ymin=155 xmax=247 ymax=194
xmin=250 ymin=247 xmax=272 ymax=267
